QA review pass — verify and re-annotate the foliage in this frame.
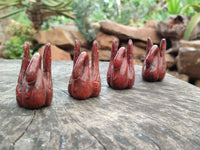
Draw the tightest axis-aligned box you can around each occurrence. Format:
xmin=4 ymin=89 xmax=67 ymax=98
xmin=72 ymin=0 xmax=98 ymax=42
xmin=0 ymin=0 xmax=74 ymax=30
xmin=90 ymin=0 xmax=158 ymax=26
xmin=5 ymin=35 xmax=33 ymax=59
xmin=6 ymin=20 xmax=36 ymax=36
xmin=5 ymin=21 xmax=35 ymax=59
xmin=166 ymin=0 xmax=182 ymax=14
xmin=183 ymin=1 xmax=200 ymax=40
xmin=166 ymin=0 xmax=199 ymax=16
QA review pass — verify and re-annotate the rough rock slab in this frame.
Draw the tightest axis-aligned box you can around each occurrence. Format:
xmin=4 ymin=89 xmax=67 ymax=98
xmin=100 ymin=20 xmax=161 ymax=44
xmin=51 ymin=24 xmax=89 ymax=48
xmin=38 ymin=45 xmax=71 ymax=60
xmin=96 ymin=31 xmax=119 ymax=50
xmin=166 ymin=53 xmax=175 ymax=69
xmin=167 ymin=70 xmax=189 ymax=82
xmin=180 ymin=40 xmax=200 ymax=49
xmin=87 ymin=50 xmax=111 ymax=61
xmin=195 ymin=80 xmax=200 ymax=88
xmin=34 ymin=28 xmax=74 ymax=49
xmin=1 ymin=60 xmax=200 ymax=150
xmin=177 ymin=47 xmax=200 ymax=79
xmin=121 ymin=43 xmax=146 ymax=60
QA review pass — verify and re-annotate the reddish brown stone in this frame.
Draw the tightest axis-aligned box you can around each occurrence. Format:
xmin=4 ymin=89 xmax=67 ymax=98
xmin=121 ymin=43 xmax=146 ymax=60
xmin=177 ymin=47 xmax=200 ymax=79
xmin=68 ymin=40 xmax=101 ymax=99
xmin=195 ymin=80 xmax=200 ymax=88
xmin=107 ymin=39 xmax=135 ymax=89
xmin=16 ymin=43 xmax=53 ymax=109
xmin=34 ymin=28 xmax=74 ymax=49
xmin=100 ymin=20 xmax=161 ymax=43
xmin=165 ymin=53 xmax=175 ymax=69
xmin=167 ymin=70 xmax=189 ymax=82
xmin=142 ymin=37 xmax=167 ymax=81
xmin=145 ymin=20 xmax=158 ymax=29
xmin=51 ymin=24 xmax=89 ymax=48
xmin=180 ymin=40 xmax=200 ymax=49
xmin=96 ymin=31 xmax=119 ymax=50
xmin=38 ymin=45 xmax=71 ymax=60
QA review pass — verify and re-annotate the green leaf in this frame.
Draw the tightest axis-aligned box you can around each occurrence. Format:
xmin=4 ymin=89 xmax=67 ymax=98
xmin=183 ymin=12 xmax=200 ymax=40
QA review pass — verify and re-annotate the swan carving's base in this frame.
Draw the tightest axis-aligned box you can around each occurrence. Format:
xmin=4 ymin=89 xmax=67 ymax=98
xmin=16 ymin=43 xmax=53 ymax=109
xmin=68 ymin=40 xmax=101 ymax=99
xmin=107 ymin=39 xmax=135 ymax=90
xmin=142 ymin=37 xmax=167 ymax=82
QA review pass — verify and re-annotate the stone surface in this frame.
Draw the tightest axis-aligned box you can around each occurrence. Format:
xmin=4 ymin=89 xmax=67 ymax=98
xmin=134 ymin=41 xmax=147 ymax=49
xmin=96 ymin=31 xmax=119 ymax=50
xmin=121 ymin=43 xmax=146 ymax=60
xmin=167 ymin=70 xmax=189 ymax=82
xmin=16 ymin=43 xmax=53 ymax=109
xmin=91 ymin=22 xmax=101 ymax=29
xmin=69 ymin=41 xmax=101 ymax=99
xmin=133 ymin=45 xmax=146 ymax=60
xmin=34 ymin=28 xmax=74 ymax=49
xmin=87 ymin=50 xmax=111 ymax=61
xmin=1 ymin=60 xmax=200 ymax=149
xmin=177 ymin=47 xmax=200 ymax=79
xmin=180 ymin=40 xmax=200 ymax=49
xmin=166 ymin=53 xmax=175 ymax=68
xmin=157 ymin=15 xmax=189 ymax=39
xmin=190 ymin=22 xmax=200 ymax=40
xmin=145 ymin=20 xmax=158 ymax=29
xmin=38 ymin=45 xmax=71 ymax=60
xmin=100 ymin=20 xmax=161 ymax=43
xmin=166 ymin=48 xmax=179 ymax=55
xmin=0 ymin=45 xmax=7 ymax=58
xmin=134 ymin=59 xmax=143 ymax=66
xmin=195 ymin=80 xmax=200 ymax=88
xmin=51 ymin=24 xmax=89 ymax=48
xmin=99 ymin=50 xmax=111 ymax=61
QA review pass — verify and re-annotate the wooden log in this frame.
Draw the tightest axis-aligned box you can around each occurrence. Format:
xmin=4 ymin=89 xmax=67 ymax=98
xmin=0 ymin=60 xmax=200 ymax=150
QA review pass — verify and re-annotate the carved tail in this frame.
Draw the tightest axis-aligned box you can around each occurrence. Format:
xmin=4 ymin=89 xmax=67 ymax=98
xmin=158 ymin=38 xmax=167 ymax=81
xmin=16 ymin=42 xmax=30 ymax=106
xmin=74 ymin=40 xmax=81 ymax=67
xmin=43 ymin=43 xmax=53 ymax=106
xmin=146 ymin=37 xmax=153 ymax=56
xmin=17 ymin=42 xmax=30 ymax=84
xmin=127 ymin=39 xmax=135 ymax=88
xmin=107 ymin=39 xmax=118 ymax=86
xmin=91 ymin=40 xmax=101 ymax=97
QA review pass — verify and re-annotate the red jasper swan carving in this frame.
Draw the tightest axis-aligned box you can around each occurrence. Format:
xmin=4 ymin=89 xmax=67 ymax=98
xmin=16 ymin=43 xmax=53 ymax=109
xmin=68 ymin=40 xmax=101 ymax=99
xmin=142 ymin=37 xmax=167 ymax=81
xmin=107 ymin=39 xmax=135 ymax=89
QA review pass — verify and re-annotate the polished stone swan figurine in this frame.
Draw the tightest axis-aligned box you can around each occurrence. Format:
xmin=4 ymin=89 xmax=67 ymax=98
xmin=142 ymin=37 xmax=166 ymax=81
xmin=107 ymin=39 xmax=135 ymax=89
xmin=68 ymin=40 xmax=101 ymax=99
xmin=16 ymin=43 xmax=53 ymax=109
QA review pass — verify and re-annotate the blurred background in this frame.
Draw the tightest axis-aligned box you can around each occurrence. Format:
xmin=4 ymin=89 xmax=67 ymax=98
xmin=0 ymin=0 xmax=200 ymax=87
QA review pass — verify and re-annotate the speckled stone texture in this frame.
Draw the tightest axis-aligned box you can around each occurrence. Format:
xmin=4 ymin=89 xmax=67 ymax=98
xmin=0 ymin=60 xmax=200 ymax=150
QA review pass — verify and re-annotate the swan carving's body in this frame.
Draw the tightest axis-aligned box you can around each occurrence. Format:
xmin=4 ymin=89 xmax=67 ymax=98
xmin=68 ymin=40 xmax=101 ymax=99
xmin=142 ymin=37 xmax=166 ymax=82
xmin=16 ymin=43 xmax=53 ymax=109
xmin=107 ymin=39 xmax=135 ymax=89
